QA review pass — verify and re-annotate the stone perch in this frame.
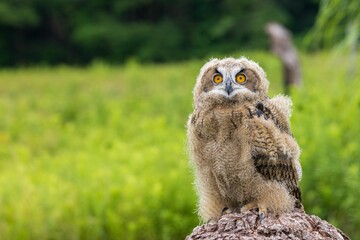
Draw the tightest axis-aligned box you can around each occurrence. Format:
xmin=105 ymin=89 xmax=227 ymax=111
xmin=185 ymin=209 xmax=350 ymax=240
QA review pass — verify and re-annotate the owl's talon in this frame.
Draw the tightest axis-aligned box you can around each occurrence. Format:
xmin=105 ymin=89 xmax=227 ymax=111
xmin=259 ymin=212 xmax=265 ymax=222
xmin=207 ymin=219 xmax=216 ymax=224
xmin=221 ymin=207 xmax=232 ymax=215
xmin=240 ymin=202 xmax=258 ymax=213
xmin=258 ymin=206 xmax=267 ymax=222
xmin=241 ymin=202 xmax=267 ymax=222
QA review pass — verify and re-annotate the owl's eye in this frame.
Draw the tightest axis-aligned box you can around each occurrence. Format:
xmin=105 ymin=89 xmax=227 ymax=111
xmin=235 ymin=73 xmax=247 ymax=84
xmin=212 ymin=73 xmax=223 ymax=84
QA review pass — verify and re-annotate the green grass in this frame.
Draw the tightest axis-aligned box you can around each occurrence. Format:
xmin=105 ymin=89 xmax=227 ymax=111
xmin=0 ymin=52 xmax=359 ymax=239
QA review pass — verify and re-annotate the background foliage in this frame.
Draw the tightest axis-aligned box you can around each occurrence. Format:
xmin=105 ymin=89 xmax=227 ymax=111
xmin=0 ymin=0 xmax=318 ymax=66
xmin=307 ymin=0 xmax=360 ymax=49
xmin=0 ymin=52 xmax=359 ymax=239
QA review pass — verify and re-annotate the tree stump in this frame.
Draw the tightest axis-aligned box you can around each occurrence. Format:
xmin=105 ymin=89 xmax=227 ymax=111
xmin=185 ymin=208 xmax=350 ymax=240
xmin=265 ymin=22 xmax=302 ymax=94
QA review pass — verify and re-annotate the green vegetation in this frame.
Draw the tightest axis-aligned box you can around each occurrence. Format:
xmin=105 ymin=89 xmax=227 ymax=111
xmin=0 ymin=52 xmax=359 ymax=239
xmin=307 ymin=0 xmax=360 ymax=49
xmin=0 ymin=0 xmax=318 ymax=66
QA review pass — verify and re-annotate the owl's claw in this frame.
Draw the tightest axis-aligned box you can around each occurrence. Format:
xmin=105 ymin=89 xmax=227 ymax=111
xmin=206 ymin=219 xmax=216 ymax=224
xmin=221 ymin=207 xmax=232 ymax=215
xmin=241 ymin=202 xmax=267 ymax=222
xmin=259 ymin=212 xmax=265 ymax=221
xmin=258 ymin=206 xmax=267 ymax=222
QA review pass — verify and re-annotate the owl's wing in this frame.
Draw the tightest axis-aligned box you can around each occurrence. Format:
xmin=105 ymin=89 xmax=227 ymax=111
xmin=253 ymin=97 xmax=293 ymax=135
xmin=269 ymin=95 xmax=293 ymax=119
xmin=249 ymin=117 xmax=302 ymax=207
xmin=253 ymin=153 xmax=302 ymax=207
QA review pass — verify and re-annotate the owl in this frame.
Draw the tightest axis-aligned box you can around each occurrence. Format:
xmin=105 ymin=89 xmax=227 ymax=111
xmin=187 ymin=57 xmax=302 ymax=222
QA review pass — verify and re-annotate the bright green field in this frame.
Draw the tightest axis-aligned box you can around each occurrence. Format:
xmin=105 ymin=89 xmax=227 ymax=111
xmin=0 ymin=52 xmax=359 ymax=239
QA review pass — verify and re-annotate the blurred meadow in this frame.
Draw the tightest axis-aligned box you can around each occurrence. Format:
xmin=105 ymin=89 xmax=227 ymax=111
xmin=1 ymin=0 xmax=360 ymax=240
xmin=1 ymin=52 xmax=360 ymax=239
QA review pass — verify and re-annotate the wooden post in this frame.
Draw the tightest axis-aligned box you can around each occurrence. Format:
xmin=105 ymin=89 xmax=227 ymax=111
xmin=265 ymin=22 xmax=302 ymax=94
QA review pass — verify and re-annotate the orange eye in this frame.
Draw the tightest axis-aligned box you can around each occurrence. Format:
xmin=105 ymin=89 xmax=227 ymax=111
xmin=236 ymin=73 xmax=247 ymax=84
xmin=213 ymin=73 xmax=223 ymax=84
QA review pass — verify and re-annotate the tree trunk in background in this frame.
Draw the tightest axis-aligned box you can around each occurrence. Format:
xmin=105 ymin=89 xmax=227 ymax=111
xmin=266 ymin=22 xmax=302 ymax=95
xmin=185 ymin=209 xmax=350 ymax=240
xmin=347 ymin=20 xmax=358 ymax=78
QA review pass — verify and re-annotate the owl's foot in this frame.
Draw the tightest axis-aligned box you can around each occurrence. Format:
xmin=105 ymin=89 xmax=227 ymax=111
xmin=221 ymin=207 xmax=232 ymax=216
xmin=240 ymin=202 xmax=267 ymax=222
xmin=206 ymin=219 xmax=217 ymax=224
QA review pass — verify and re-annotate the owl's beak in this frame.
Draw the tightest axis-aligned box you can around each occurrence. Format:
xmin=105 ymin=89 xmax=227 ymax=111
xmin=225 ymin=80 xmax=233 ymax=95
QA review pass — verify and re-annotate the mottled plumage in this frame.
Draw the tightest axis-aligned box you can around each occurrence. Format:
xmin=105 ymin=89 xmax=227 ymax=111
xmin=187 ymin=57 xmax=302 ymax=222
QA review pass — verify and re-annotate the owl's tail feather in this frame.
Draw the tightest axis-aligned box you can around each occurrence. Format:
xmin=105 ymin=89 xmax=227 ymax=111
xmin=291 ymin=187 xmax=302 ymax=209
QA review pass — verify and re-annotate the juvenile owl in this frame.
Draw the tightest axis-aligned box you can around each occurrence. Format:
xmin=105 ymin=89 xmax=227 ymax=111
xmin=187 ymin=57 xmax=302 ymax=222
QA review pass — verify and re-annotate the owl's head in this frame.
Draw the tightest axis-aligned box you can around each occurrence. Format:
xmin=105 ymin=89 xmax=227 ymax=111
xmin=193 ymin=57 xmax=269 ymax=104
